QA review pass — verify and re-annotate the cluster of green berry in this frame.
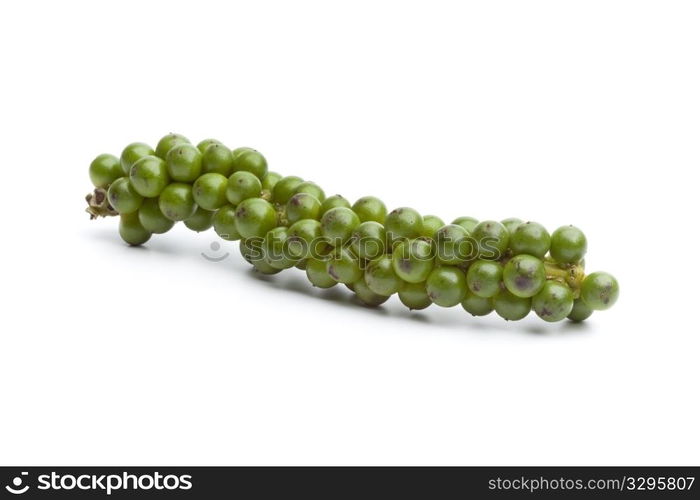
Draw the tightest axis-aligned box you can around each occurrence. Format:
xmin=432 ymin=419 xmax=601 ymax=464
xmin=87 ymin=133 xmax=619 ymax=323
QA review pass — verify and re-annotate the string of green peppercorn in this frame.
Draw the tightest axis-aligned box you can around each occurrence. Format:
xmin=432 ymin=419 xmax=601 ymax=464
xmin=86 ymin=133 xmax=619 ymax=323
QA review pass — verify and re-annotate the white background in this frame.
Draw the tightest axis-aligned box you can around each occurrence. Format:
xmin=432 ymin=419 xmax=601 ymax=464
xmin=1 ymin=1 xmax=698 ymax=466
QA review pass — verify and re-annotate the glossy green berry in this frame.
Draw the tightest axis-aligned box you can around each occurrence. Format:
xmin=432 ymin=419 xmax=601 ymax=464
xmin=158 ymin=182 xmax=197 ymax=221
xmin=352 ymin=279 xmax=390 ymax=307
xmin=287 ymin=219 xmax=324 ymax=259
xmin=261 ymin=171 xmax=282 ymax=192
xmin=510 ymin=221 xmax=550 ymax=259
xmin=365 ymin=255 xmax=404 ymax=296
xmin=320 ymin=194 xmax=351 ymax=215
xmin=107 ymin=177 xmax=143 ymax=214
xmin=580 ymin=271 xmax=619 ymax=310
xmin=503 ymin=254 xmax=546 ymax=298
xmin=352 ymin=196 xmax=387 ymax=224
xmin=201 ymin=143 xmax=234 ymax=176
xmin=234 ymin=198 xmax=277 ymax=239
xmin=466 ymin=260 xmax=503 ymax=298
xmin=212 ymin=205 xmax=240 ymax=241
xmin=398 ymin=282 xmax=432 ymax=310
xmin=120 ymin=142 xmax=155 ymax=175
xmin=532 ymin=281 xmax=574 ymax=322
xmin=493 ymin=290 xmax=531 ymax=321
xmin=461 ymin=290 xmax=494 ymax=316
xmin=568 ymin=299 xmax=594 ymax=322
xmin=193 ymin=173 xmax=228 ymax=210
xmin=89 ymin=154 xmax=122 ymax=188
xmin=421 ymin=215 xmax=445 ymax=239
xmin=306 ymin=257 xmax=336 ymax=288
xmin=350 ymin=221 xmax=386 ymax=260
xmin=119 ymin=212 xmax=151 ymax=246
xmin=129 ymin=155 xmax=169 ymax=197
xmin=166 ymin=143 xmax=202 ymax=182
xmin=232 ymin=147 xmax=267 ymax=179
xmin=272 ymin=176 xmax=304 ymax=204
xmin=263 ymin=227 xmax=297 ymax=270
xmin=155 ymin=133 xmax=189 ymax=159
xmin=184 ymin=206 xmax=214 ymax=232
xmin=472 ymin=220 xmax=510 ymax=260
xmin=196 ymin=138 xmax=222 ymax=153
xmin=253 ymin=259 xmax=281 ymax=274
xmin=226 ymin=171 xmax=262 ymax=205
xmin=426 ymin=266 xmax=467 ymax=307
xmin=240 ymin=238 xmax=281 ymax=275
xmin=294 ymin=181 xmax=325 ymax=202
xmin=138 ymin=198 xmax=175 ymax=234
xmin=435 ymin=224 xmax=471 ymax=265
xmin=501 ymin=217 xmax=523 ymax=235
xmin=326 ymin=247 xmax=362 ymax=284
xmin=385 ymin=207 xmax=424 ymax=245
xmin=550 ymin=225 xmax=587 ymax=264
xmin=231 ymin=147 xmax=252 ymax=158
xmin=321 ymin=207 xmax=360 ymax=245
xmin=286 ymin=193 xmax=321 ymax=224
xmin=240 ymin=237 xmax=263 ymax=264
xmin=451 ymin=216 xmax=478 ymax=234
xmin=392 ymin=238 xmax=434 ymax=283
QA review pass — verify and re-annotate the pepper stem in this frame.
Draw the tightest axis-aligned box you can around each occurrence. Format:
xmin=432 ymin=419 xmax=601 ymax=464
xmin=85 ymin=188 xmax=118 ymax=219
xmin=544 ymin=260 xmax=586 ymax=296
